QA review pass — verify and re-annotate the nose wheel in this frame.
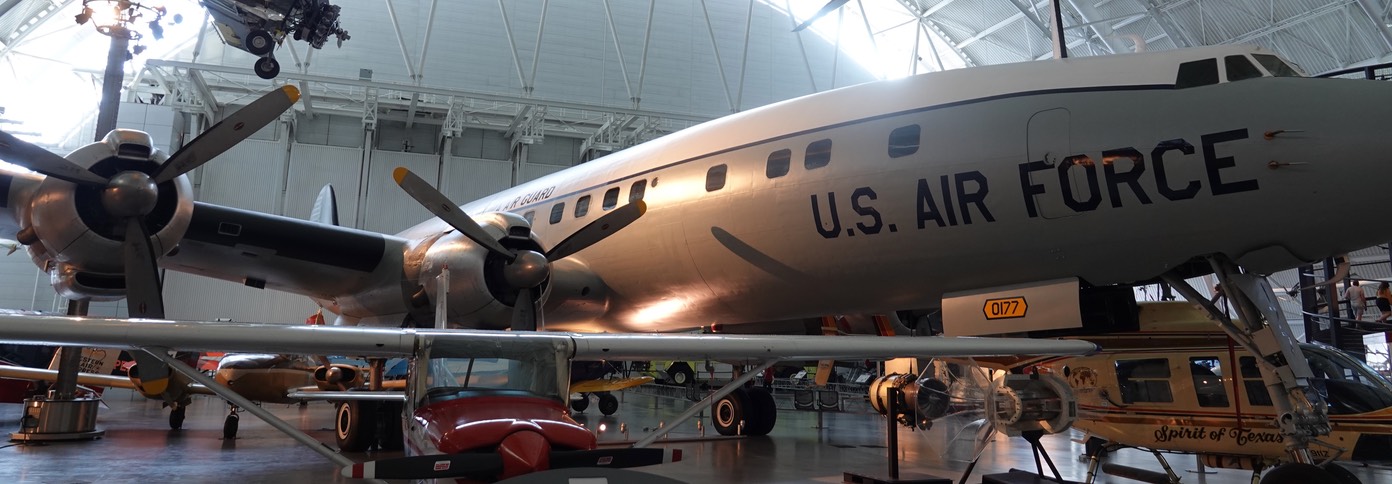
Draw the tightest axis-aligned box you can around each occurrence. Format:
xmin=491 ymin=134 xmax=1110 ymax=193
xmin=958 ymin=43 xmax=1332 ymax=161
xmin=223 ymin=406 xmax=239 ymax=440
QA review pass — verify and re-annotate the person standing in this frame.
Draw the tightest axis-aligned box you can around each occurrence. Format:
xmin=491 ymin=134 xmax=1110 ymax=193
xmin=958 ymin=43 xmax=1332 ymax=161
xmin=1345 ymin=280 xmax=1368 ymax=321
xmin=1377 ymin=282 xmax=1392 ymax=323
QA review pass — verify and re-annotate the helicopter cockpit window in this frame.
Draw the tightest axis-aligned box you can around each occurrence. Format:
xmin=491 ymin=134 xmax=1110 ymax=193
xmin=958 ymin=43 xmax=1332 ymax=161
xmin=1302 ymin=344 xmax=1392 ymax=415
xmin=1116 ymin=358 xmax=1174 ymax=404
xmin=1190 ymin=357 xmax=1229 ymax=407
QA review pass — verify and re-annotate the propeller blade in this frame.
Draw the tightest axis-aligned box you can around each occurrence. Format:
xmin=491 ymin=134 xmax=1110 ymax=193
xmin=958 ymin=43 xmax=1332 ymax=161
xmin=545 ymin=200 xmax=646 ymax=261
xmin=122 ymin=218 xmax=164 ymax=319
xmin=549 ymin=447 xmax=681 ymax=469
xmin=0 ymin=130 xmax=108 ymax=185
xmin=792 ymin=0 xmax=850 ymax=32
xmin=123 ymin=219 xmax=171 ymax=396
xmin=153 ymin=85 xmax=301 ymax=184
xmin=393 ymin=167 xmax=514 ymax=258
xmin=512 ymin=286 xmax=540 ymax=331
xmin=341 ymin=453 xmax=503 ymax=480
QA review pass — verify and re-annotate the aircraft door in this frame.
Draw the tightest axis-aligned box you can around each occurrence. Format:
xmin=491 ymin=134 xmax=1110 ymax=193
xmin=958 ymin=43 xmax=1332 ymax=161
xmin=1026 ymin=109 xmax=1080 ymax=219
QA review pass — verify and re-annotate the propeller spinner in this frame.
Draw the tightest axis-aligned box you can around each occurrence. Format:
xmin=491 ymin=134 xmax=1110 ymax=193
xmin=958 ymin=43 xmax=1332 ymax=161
xmin=392 ymin=167 xmax=645 ymax=331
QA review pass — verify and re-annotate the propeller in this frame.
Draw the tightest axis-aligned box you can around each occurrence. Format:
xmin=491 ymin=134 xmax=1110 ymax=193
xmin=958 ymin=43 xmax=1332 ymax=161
xmin=341 ymin=447 xmax=679 ymax=480
xmin=0 ymin=85 xmax=300 ymax=394
xmin=392 ymin=167 xmax=645 ymax=331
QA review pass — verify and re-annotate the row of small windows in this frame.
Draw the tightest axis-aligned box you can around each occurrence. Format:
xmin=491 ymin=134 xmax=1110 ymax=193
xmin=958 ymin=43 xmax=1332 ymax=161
xmin=1113 ymin=356 xmax=1268 ymax=408
xmin=528 ymin=179 xmax=650 ymax=226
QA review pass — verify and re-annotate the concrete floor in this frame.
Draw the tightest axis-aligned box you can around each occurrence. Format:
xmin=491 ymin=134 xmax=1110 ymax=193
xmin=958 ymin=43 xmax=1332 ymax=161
xmin=0 ymin=387 xmax=1387 ymax=483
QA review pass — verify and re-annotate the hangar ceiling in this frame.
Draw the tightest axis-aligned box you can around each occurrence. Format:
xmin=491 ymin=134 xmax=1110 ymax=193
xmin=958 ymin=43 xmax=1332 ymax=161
xmin=2 ymin=0 xmax=1390 ymax=158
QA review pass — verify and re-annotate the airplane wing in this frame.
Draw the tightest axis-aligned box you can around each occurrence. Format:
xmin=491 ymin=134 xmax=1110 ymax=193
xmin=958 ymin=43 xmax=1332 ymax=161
xmin=0 ymin=314 xmax=1099 ymax=362
xmin=570 ymin=376 xmax=654 ymax=394
xmin=0 ymin=365 xmax=216 ymax=396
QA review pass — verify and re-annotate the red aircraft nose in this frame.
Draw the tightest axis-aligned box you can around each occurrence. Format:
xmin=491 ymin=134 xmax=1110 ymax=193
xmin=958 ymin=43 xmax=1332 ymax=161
xmin=498 ymin=430 xmax=550 ymax=479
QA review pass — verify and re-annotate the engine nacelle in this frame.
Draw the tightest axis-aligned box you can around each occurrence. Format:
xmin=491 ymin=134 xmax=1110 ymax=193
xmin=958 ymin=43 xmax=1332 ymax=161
xmin=23 ymin=130 xmax=194 ymax=297
xmin=985 ymin=373 xmax=1075 ymax=436
xmin=314 ymin=365 xmax=364 ymax=390
xmin=412 ymin=211 xmax=550 ymax=330
xmin=870 ymin=373 xmax=951 ymax=429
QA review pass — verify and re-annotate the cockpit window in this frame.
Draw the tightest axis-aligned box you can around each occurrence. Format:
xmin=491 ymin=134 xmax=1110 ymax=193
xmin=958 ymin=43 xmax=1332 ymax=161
xmin=1253 ymin=54 xmax=1302 ymax=77
xmin=423 ymin=356 xmax=561 ymax=404
xmin=1175 ymin=59 xmax=1220 ymax=89
xmin=1303 ymin=344 xmax=1392 ymax=414
xmin=1225 ymin=55 xmax=1263 ymax=82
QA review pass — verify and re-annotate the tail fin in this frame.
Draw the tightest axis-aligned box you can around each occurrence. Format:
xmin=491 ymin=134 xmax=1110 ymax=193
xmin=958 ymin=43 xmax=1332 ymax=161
xmin=310 ymin=184 xmax=339 ymax=226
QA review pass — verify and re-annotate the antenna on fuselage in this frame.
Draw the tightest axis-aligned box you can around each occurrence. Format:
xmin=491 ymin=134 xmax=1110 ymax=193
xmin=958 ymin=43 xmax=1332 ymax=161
xmin=1050 ymin=0 xmax=1068 ymax=59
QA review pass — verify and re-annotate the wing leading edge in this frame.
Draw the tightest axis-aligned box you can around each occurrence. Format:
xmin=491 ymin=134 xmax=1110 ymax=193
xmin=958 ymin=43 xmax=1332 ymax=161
xmin=0 ymin=314 xmax=1098 ymax=361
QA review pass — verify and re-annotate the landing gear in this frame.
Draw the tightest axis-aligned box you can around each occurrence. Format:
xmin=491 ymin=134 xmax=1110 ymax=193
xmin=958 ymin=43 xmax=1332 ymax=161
xmin=254 ymin=57 xmax=281 ymax=80
xmin=1260 ymin=463 xmax=1349 ymax=484
xmin=597 ymin=392 xmax=619 ymax=416
xmin=376 ymin=401 xmax=404 ymax=451
xmin=570 ymin=394 xmax=590 ymax=413
xmin=1162 ymin=255 xmax=1331 ymax=464
xmin=335 ymin=401 xmax=378 ymax=452
xmin=667 ymin=362 xmax=695 ymax=386
xmin=223 ymin=407 xmax=240 ymax=440
xmin=712 ymin=387 xmax=777 ymax=436
xmin=245 ymin=29 xmax=275 ymax=56
xmin=168 ymin=404 xmax=186 ymax=430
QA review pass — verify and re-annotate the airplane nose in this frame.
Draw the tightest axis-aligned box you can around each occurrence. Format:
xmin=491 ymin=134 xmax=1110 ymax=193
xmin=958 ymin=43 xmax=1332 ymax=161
xmin=498 ymin=430 xmax=551 ymax=479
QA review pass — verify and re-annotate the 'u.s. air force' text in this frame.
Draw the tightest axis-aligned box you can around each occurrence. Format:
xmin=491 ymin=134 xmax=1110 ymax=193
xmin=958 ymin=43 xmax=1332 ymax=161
xmin=810 ymin=128 xmax=1257 ymax=239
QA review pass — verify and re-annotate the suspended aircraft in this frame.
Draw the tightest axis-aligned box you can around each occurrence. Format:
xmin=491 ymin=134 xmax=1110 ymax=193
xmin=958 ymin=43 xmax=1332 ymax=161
xmin=200 ymin=0 xmax=350 ymax=79
xmin=0 ymin=42 xmax=1386 ymax=481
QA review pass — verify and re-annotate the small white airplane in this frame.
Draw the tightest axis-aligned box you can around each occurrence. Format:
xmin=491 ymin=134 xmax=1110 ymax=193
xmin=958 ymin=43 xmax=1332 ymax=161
xmin=0 ymin=43 xmax=1386 ymax=481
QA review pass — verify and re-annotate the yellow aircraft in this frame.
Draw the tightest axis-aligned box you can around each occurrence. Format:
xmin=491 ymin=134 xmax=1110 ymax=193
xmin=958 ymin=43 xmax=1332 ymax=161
xmin=974 ymin=302 xmax=1391 ymax=484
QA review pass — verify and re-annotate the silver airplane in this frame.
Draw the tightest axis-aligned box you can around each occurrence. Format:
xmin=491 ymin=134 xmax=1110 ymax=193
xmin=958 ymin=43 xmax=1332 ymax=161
xmin=0 ymin=43 xmax=1385 ymax=481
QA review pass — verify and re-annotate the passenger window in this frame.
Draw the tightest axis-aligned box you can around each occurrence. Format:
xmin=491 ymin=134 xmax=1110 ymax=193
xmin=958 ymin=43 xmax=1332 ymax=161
xmin=1190 ymin=357 xmax=1229 ymax=407
xmin=602 ymin=187 xmax=619 ymax=210
xmin=1225 ymin=55 xmax=1262 ymax=82
xmin=1240 ymin=356 xmax=1273 ymax=406
xmin=706 ymin=164 xmax=727 ymax=192
xmin=766 ymin=149 xmax=791 ymax=178
xmin=1253 ymin=54 xmax=1301 ymax=77
xmin=549 ymin=203 xmax=565 ymax=224
xmin=888 ymin=125 xmax=920 ymax=158
xmin=805 ymin=139 xmax=832 ymax=169
xmin=1175 ymin=59 xmax=1219 ymax=88
xmin=574 ymin=195 xmax=591 ymax=218
xmin=1116 ymin=358 xmax=1174 ymax=404
xmin=629 ymin=180 xmax=646 ymax=202
xmin=523 ymin=211 xmax=535 ymax=224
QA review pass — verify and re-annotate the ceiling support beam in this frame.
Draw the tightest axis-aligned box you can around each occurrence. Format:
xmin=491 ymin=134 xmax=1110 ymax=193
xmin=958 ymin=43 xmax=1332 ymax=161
xmin=633 ymin=0 xmax=656 ymax=108
xmin=698 ymin=0 xmax=737 ymax=112
xmin=602 ymin=0 xmax=635 ymax=102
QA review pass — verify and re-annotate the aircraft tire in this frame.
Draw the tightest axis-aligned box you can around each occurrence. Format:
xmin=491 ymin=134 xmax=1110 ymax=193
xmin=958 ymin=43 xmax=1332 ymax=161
xmin=713 ymin=388 xmax=749 ymax=436
xmin=598 ymin=392 xmax=619 ymax=416
xmin=246 ymin=30 xmax=275 ymax=56
xmin=336 ymin=401 xmax=379 ymax=452
xmin=744 ymin=386 xmax=777 ymax=436
xmin=1260 ymin=463 xmax=1344 ymax=484
xmin=668 ymin=363 xmax=695 ymax=386
xmin=169 ymin=405 xmax=186 ymax=430
xmin=376 ymin=401 xmax=404 ymax=451
xmin=1322 ymin=463 xmax=1362 ymax=484
xmin=254 ymin=57 xmax=280 ymax=80
xmin=222 ymin=413 xmax=239 ymax=440
xmin=571 ymin=394 xmax=590 ymax=413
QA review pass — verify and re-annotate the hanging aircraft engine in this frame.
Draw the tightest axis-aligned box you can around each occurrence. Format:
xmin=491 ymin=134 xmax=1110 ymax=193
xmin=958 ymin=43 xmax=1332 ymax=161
xmin=869 ymin=369 xmax=1075 ymax=436
xmin=23 ymin=130 xmax=194 ymax=301
xmin=985 ymin=373 xmax=1075 ymax=435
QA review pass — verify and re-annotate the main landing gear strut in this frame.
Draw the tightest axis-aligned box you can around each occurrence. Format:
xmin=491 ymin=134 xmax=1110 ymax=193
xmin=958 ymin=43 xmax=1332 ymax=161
xmin=1161 ymin=255 xmax=1331 ymax=471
